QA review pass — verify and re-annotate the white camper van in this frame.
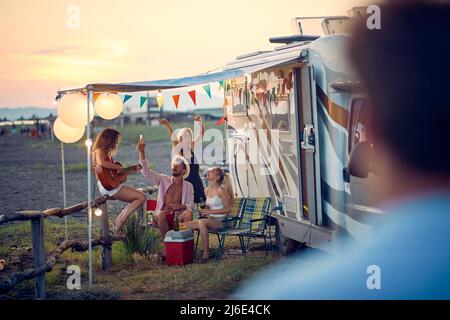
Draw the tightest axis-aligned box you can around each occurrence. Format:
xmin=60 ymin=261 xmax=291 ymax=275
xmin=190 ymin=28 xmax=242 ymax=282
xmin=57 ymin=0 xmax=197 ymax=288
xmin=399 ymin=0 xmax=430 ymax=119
xmin=221 ymin=12 xmax=382 ymax=254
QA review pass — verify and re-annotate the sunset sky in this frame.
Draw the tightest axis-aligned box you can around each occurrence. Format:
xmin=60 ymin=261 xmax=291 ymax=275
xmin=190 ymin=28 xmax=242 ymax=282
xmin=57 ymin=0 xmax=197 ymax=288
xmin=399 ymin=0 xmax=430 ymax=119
xmin=0 ymin=0 xmax=372 ymax=109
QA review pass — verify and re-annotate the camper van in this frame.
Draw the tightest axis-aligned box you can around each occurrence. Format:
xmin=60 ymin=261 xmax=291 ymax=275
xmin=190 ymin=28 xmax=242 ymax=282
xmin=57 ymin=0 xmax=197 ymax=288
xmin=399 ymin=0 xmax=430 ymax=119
xmin=221 ymin=11 xmax=383 ymax=254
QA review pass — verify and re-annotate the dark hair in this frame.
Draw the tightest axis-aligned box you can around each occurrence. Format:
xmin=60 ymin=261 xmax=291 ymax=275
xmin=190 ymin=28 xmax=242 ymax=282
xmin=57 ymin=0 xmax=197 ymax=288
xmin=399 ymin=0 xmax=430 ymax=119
xmin=92 ymin=128 xmax=121 ymax=157
xmin=349 ymin=1 xmax=450 ymax=174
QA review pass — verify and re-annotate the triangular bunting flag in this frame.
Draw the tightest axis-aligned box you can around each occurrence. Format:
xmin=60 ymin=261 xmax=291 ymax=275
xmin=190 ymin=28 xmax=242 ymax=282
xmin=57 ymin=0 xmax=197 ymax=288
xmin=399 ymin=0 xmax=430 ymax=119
xmin=188 ymin=90 xmax=196 ymax=106
xmin=219 ymin=81 xmax=224 ymax=90
xmin=123 ymin=95 xmax=132 ymax=103
xmin=157 ymin=95 xmax=164 ymax=110
xmin=172 ymin=94 xmax=180 ymax=109
xmin=140 ymin=96 xmax=148 ymax=108
xmin=215 ymin=116 xmax=225 ymax=126
xmin=93 ymin=93 xmax=101 ymax=102
xmin=203 ymin=84 xmax=211 ymax=98
xmin=81 ymin=91 xmax=107 ymax=101
xmin=223 ymin=97 xmax=230 ymax=108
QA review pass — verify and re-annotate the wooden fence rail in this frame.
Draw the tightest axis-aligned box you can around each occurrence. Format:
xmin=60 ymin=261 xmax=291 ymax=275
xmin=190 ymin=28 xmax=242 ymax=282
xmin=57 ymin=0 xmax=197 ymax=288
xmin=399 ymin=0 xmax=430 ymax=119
xmin=0 ymin=185 xmax=157 ymax=299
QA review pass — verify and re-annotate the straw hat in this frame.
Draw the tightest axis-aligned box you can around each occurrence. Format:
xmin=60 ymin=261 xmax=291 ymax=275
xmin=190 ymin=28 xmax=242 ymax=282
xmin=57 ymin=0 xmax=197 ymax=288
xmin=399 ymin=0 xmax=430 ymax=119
xmin=172 ymin=155 xmax=190 ymax=180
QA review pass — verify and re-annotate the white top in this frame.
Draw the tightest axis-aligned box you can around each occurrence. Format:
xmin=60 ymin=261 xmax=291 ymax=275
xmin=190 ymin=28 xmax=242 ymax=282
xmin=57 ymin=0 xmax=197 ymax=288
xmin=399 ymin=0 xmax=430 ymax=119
xmin=205 ymin=194 xmax=224 ymax=210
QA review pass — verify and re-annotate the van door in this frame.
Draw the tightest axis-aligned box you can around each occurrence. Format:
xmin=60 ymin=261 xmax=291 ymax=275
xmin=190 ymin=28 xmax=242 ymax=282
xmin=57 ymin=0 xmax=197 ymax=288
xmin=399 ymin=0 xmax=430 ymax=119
xmin=344 ymin=98 xmax=383 ymax=225
xmin=296 ymin=66 xmax=322 ymax=225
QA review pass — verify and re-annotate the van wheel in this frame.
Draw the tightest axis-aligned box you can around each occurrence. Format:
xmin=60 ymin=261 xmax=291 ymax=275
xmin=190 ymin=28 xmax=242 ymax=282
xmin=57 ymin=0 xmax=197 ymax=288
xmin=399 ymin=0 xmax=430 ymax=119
xmin=275 ymin=220 xmax=299 ymax=255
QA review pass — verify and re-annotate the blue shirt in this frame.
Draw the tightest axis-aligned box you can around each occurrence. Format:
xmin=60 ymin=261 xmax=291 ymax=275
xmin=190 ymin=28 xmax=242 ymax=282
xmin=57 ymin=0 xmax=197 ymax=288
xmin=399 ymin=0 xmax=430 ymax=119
xmin=234 ymin=192 xmax=450 ymax=299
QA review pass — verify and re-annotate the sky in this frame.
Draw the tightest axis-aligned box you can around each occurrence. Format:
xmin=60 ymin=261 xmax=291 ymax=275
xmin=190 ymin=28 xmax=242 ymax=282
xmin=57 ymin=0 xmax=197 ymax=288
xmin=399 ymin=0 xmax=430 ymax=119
xmin=0 ymin=0 xmax=372 ymax=109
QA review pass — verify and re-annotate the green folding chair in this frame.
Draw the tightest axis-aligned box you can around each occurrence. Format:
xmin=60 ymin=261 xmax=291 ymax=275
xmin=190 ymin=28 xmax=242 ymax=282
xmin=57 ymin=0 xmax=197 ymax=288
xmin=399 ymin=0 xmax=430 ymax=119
xmin=218 ymin=197 xmax=272 ymax=257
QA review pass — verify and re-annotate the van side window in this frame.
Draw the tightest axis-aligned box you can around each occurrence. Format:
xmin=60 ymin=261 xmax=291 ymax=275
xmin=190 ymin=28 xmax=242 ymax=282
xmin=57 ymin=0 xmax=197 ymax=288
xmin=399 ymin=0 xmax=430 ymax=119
xmin=348 ymin=98 xmax=371 ymax=153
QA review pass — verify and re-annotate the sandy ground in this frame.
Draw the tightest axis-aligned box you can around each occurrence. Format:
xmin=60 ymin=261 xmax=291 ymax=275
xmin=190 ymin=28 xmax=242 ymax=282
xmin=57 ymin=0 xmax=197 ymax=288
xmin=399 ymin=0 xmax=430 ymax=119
xmin=0 ymin=135 xmax=175 ymax=217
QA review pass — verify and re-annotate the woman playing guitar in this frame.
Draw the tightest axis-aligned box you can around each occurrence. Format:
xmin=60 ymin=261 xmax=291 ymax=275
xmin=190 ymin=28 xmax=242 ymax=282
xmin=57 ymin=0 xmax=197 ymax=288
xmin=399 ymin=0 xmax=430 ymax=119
xmin=92 ymin=128 xmax=145 ymax=236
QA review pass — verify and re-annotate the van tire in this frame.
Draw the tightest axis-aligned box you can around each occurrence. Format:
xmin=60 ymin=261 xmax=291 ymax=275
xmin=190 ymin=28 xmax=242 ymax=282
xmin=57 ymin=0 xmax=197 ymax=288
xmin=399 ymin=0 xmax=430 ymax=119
xmin=275 ymin=220 xmax=299 ymax=255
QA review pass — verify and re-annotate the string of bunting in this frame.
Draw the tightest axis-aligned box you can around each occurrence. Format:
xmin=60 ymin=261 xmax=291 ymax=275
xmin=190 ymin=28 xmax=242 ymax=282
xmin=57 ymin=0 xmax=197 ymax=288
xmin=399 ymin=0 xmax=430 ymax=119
xmin=118 ymin=82 xmax=222 ymax=112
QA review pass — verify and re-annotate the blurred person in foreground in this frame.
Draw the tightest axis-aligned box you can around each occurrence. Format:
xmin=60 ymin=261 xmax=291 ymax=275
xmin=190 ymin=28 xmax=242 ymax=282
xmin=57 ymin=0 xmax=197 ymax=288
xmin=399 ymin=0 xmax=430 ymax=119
xmin=235 ymin=0 xmax=450 ymax=299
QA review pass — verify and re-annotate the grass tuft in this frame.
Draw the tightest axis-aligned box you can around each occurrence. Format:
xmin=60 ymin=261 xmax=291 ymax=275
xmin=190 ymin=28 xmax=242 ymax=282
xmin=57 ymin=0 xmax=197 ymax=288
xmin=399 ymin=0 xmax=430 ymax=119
xmin=122 ymin=213 xmax=161 ymax=256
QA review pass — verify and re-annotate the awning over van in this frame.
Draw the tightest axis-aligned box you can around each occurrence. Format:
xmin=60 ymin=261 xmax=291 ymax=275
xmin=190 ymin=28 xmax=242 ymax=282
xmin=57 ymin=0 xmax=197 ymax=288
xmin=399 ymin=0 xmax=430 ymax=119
xmin=57 ymin=50 xmax=302 ymax=94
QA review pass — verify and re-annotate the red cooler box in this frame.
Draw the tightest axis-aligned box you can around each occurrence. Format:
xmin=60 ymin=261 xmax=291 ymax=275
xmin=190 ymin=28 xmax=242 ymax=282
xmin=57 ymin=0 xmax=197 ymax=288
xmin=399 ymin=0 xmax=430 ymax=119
xmin=164 ymin=230 xmax=194 ymax=266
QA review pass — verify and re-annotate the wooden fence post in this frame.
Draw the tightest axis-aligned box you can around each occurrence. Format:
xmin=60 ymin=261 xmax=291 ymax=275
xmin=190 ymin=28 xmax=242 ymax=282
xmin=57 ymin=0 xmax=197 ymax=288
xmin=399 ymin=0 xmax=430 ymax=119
xmin=31 ymin=217 xmax=45 ymax=300
xmin=99 ymin=203 xmax=112 ymax=270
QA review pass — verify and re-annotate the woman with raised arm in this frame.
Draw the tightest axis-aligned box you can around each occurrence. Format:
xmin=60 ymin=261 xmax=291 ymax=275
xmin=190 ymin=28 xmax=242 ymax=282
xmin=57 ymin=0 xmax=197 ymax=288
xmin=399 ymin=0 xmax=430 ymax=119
xmin=92 ymin=128 xmax=145 ymax=236
xmin=159 ymin=116 xmax=206 ymax=203
xmin=182 ymin=167 xmax=233 ymax=262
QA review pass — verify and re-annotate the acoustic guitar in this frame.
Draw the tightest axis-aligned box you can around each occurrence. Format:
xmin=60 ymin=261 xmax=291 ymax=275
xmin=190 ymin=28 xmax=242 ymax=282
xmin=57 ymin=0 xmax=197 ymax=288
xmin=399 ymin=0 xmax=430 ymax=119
xmin=95 ymin=161 xmax=142 ymax=191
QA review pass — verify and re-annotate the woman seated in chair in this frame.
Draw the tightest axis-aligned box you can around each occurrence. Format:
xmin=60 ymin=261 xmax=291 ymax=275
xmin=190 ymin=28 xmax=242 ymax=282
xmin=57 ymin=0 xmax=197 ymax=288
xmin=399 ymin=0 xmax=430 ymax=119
xmin=182 ymin=167 xmax=233 ymax=262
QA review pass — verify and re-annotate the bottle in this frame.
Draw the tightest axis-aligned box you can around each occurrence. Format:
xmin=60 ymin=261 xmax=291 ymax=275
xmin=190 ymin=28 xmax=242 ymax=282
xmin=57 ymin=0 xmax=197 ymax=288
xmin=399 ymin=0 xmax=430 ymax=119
xmin=198 ymin=200 xmax=207 ymax=219
xmin=174 ymin=213 xmax=180 ymax=231
xmin=196 ymin=203 xmax=202 ymax=218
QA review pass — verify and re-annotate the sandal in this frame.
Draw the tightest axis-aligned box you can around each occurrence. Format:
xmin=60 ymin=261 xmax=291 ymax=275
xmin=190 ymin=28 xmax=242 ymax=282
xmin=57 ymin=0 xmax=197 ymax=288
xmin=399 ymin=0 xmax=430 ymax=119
xmin=110 ymin=223 xmax=126 ymax=238
xmin=199 ymin=257 xmax=209 ymax=264
xmin=199 ymin=252 xmax=214 ymax=263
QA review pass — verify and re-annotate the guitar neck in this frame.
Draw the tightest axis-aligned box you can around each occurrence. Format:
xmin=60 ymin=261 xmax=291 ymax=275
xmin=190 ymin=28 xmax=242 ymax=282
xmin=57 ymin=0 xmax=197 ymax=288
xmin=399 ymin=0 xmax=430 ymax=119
xmin=122 ymin=164 xmax=141 ymax=174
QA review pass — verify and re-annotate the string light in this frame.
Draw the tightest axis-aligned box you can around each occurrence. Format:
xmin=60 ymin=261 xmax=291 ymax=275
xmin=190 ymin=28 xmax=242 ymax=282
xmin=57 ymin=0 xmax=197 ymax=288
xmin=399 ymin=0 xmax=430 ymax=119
xmin=94 ymin=208 xmax=103 ymax=217
xmin=85 ymin=138 xmax=93 ymax=148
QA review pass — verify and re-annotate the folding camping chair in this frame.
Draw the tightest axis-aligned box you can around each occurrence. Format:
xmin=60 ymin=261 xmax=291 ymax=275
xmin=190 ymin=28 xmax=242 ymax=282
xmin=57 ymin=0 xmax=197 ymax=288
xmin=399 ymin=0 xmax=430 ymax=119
xmin=215 ymin=197 xmax=272 ymax=258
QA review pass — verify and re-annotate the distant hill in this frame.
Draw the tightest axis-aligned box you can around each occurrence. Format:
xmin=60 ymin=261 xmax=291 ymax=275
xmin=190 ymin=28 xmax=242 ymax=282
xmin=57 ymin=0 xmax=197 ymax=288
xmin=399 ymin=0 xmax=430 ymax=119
xmin=0 ymin=107 xmax=56 ymax=120
xmin=0 ymin=106 xmax=223 ymax=121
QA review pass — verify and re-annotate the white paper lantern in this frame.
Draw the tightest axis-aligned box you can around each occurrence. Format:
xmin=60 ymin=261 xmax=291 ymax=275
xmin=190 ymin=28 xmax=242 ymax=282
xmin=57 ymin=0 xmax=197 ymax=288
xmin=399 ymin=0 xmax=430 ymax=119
xmin=53 ymin=117 xmax=85 ymax=143
xmin=57 ymin=93 xmax=94 ymax=128
xmin=94 ymin=93 xmax=123 ymax=120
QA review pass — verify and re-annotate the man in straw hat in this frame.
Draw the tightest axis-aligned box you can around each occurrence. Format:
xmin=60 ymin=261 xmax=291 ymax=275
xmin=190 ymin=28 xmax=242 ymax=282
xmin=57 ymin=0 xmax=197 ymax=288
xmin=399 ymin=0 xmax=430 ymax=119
xmin=137 ymin=140 xmax=194 ymax=238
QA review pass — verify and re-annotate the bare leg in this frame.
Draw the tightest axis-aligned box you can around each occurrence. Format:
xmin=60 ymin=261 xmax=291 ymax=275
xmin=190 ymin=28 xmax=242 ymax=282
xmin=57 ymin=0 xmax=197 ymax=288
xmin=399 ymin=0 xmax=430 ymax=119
xmin=111 ymin=186 xmax=146 ymax=229
xmin=198 ymin=219 xmax=222 ymax=259
xmin=156 ymin=212 xmax=169 ymax=239
xmin=183 ymin=220 xmax=199 ymax=230
xmin=178 ymin=210 xmax=193 ymax=223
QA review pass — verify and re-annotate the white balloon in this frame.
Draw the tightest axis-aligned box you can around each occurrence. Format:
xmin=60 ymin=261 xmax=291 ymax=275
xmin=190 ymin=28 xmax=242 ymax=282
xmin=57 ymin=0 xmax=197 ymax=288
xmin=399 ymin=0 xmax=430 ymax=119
xmin=94 ymin=93 xmax=124 ymax=120
xmin=57 ymin=93 xmax=94 ymax=128
xmin=53 ymin=117 xmax=85 ymax=143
